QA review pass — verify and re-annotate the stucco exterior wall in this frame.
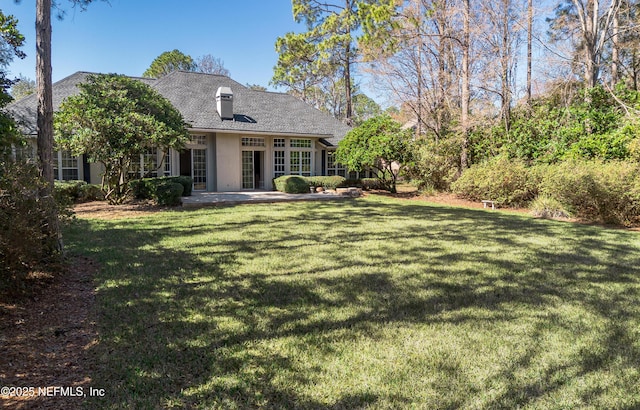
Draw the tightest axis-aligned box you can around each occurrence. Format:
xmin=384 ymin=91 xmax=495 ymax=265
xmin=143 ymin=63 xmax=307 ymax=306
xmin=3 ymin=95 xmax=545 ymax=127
xmin=215 ymin=133 xmax=242 ymax=191
xmin=89 ymin=162 xmax=103 ymax=185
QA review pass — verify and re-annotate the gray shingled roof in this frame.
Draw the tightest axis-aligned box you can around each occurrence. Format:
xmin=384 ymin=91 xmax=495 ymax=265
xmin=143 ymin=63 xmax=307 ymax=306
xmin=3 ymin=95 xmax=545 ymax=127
xmin=6 ymin=71 xmax=351 ymax=146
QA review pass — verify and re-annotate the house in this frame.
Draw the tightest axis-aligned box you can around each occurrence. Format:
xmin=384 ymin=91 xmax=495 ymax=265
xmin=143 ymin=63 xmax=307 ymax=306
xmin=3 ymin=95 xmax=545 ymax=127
xmin=7 ymin=71 xmax=356 ymax=191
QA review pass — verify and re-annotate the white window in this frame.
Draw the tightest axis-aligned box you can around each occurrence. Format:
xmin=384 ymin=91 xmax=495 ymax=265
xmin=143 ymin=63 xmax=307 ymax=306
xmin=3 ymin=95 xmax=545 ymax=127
xmin=290 ymin=139 xmax=311 ymax=148
xmin=274 ymin=150 xmax=285 ymax=178
xmin=163 ymin=151 xmax=171 ymax=176
xmin=242 ymin=137 xmax=265 ymax=147
xmin=273 ymin=138 xmax=285 ymax=148
xmin=327 ymin=151 xmax=346 ymax=177
xmin=190 ymin=135 xmax=207 ymax=145
xmin=53 ymin=150 xmax=79 ymax=181
xmin=301 ymin=151 xmax=311 ymax=176
xmin=129 ymin=148 xmax=170 ymax=179
xmin=142 ymin=148 xmax=158 ymax=177
xmin=14 ymin=141 xmax=36 ymax=162
xmin=290 ymin=151 xmax=311 ymax=176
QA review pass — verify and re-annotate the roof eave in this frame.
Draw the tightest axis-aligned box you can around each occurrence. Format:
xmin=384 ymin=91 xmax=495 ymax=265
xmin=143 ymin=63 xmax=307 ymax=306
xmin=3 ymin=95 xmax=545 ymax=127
xmin=187 ymin=127 xmax=338 ymax=139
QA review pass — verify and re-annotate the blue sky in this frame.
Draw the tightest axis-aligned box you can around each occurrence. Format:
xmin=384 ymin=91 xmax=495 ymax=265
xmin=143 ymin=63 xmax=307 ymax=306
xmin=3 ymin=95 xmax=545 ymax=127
xmin=3 ymin=0 xmax=302 ymax=89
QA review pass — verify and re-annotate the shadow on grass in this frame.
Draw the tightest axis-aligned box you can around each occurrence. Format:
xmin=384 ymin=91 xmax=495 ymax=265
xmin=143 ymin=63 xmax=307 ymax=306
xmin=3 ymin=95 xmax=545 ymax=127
xmin=65 ymin=197 xmax=640 ymax=408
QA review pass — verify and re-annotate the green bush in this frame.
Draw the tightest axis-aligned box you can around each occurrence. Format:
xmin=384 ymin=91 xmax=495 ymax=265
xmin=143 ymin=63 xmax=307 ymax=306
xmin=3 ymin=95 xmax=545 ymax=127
xmin=407 ymin=137 xmax=461 ymax=191
xmin=529 ymin=195 xmax=571 ymax=219
xmin=361 ymin=178 xmax=388 ymax=191
xmin=1 ymin=161 xmax=61 ymax=291
xmin=451 ymin=157 xmax=540 ymax=207
xmin=342 ymin=178 xmax=363 ymax=188
xmin=165 ymin=176 xmax=193 ymax=196
xmin=54 ymin=180 xmax=103 ymax=204
xmin=79 ymin=183 xmax=104 ymax=201
xmin=155 ymin=182 xmax=184 ymax=206
xmin=539 ymin=160 xmax=640 ymax=226
xmin=54 ymin=180 xmax=85 ymax=204
xmin=130 ymin=178 xmax=153 ymax=200
xmin=131 ymin=176 xmax=193 ymax=202
xmin=274 ymin=175 xmax=310 ymax=193
xmin=305 ymin=175 xmax=346 ymax=190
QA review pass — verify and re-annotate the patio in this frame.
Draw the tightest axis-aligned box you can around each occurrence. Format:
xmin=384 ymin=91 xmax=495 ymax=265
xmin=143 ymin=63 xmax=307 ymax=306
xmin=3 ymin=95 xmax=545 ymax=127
xmin=181 ymin=188 xmax=362 ymax=208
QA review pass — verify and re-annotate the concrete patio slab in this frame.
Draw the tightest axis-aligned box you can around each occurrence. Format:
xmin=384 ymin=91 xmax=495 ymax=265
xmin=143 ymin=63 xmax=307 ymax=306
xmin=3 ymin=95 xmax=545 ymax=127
xmin=181 ymin=190 xmax=361 ymax=208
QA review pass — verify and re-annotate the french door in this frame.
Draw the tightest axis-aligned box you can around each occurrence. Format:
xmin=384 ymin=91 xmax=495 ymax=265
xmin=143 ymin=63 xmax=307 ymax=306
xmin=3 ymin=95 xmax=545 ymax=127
xmin=180 ymin=148 xmax=207 ymax=191
xmin=242 ymin=150 xmax=264 ymax=189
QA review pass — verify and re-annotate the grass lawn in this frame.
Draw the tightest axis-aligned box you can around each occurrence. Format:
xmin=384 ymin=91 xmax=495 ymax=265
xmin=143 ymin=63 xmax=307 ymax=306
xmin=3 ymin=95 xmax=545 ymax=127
xmin=65 ymin=195 xmax=640 ymax=409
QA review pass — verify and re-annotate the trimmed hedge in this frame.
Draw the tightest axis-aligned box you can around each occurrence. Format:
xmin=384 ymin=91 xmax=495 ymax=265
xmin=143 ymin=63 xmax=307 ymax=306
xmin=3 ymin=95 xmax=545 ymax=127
xmin=155 ymin=182 xmax=184 ymax=206
xmin=130 ymin=175 xmax=193 ymax=202
xmin=342 ymin=178 xmax=362 ymax=188
xmin=305 ymin=175 xmax=346 ymax=190
xmin=273 ymin=175 xmax=358 ymax=193
xmin=274 ymin=175 xmax=309 ymax=193
xmin=54 ymin=180 xmax=104 ymax=204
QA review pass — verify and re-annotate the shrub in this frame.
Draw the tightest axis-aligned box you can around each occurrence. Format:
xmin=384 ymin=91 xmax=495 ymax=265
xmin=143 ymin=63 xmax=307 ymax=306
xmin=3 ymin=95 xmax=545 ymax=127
xmin=155 ymin=182 xmax=184 ymax=206
xmin=79 ymin=183 xmax=104 ymax=201
xmin=529 ymin=195 xmax=571 ymax=219
xmin=451 ymin=157 xmax=540 ymax=207
xmin=540 ymin=160 xmax=640 ymax=226
xmin=406 ymin=137 xmax=461 ymax=191
xmin=274 ymin=175 xmax=309 ymax=193
xmin=305 ymin=175 xmax=346 ymax=190
xmin=130 ymin=176 xmax=193 ymax=203
xmin=1 ymin=161 xmax=61 ymax=291
xmin=54 ymin=180 xmax=86 ymax=204
xmin=361 ymin=178 xmax=388 ymax=191
xmin=130 ymin=178 xmax=153 ymax=200
xmin=165 ymin=176 xmax=193 ymax=196
xmin=54 ymin=180 xmax=103 ymax=204
xmin=341 ymin=178 xmax=362 ymax=188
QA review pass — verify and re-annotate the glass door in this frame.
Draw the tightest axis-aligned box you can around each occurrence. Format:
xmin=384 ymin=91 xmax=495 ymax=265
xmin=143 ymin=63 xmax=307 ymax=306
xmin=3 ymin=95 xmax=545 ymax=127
xmin=242 ymin=150 xmax=264 ymax=189
xmin=242 ymin=151 xmax=254 ymax=189
xmin=192 ymin=149 xmax=207 ymax=190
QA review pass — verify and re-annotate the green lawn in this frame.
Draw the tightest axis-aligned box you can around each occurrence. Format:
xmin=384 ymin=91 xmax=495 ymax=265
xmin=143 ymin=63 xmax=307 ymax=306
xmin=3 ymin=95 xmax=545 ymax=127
xmin=66 ymin=195 xmax=640 ymax=409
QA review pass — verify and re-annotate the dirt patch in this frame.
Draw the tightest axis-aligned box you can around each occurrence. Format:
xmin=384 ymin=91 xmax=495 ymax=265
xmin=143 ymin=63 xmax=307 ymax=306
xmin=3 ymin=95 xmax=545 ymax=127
xmin=73 ymin=200 xmax=166 ymax=220
xmin=0 ymin=257 xmax=98 ymax=409
xmin=365 ymin=190 xmax=532 ymax=214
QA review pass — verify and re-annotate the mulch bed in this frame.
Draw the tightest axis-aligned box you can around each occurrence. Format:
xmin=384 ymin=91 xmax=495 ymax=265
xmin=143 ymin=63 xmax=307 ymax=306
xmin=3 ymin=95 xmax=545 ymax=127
xmin=0 ymin=257 xmax=98 ymax=409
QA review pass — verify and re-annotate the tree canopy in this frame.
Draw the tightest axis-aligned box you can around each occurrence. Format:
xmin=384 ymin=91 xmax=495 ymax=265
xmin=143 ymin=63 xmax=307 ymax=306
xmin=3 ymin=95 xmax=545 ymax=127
xmin=273 ymin=0 xmax=394 ymax=125
xmin=144 ymin=50 xmax=231 ymax=78
xmin=54 ymin=74 xmax=190 ymax=203
xmin=0 ymin=10 xmax=26 ymax=154
xmin=335 ymin=114 xmax=414 ymax=193
xmin=10 ymin=75 xmax=36 ymax=100
xmin=195 ymin=54 xmax=230 ymax=76
xmin=143 ymin=49 xmax=195 ymax=78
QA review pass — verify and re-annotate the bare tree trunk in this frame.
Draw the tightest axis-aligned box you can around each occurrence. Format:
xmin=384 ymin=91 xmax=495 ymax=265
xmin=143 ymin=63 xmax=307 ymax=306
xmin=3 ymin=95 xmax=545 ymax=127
xmin=343 ymin=0 xmax=353 ymax=126
xmin=37 ymin=0 xmax=54 ymax=187
xmin=612 ymin=6 xmax=619 ymax=86
xmin=572 ymin=0 xmax=621 ymax=90
xmin=500 ymin=0 xmax=511 ymax=131
xmin=460 ymin=0 xmax=470 ymax=170
xmin=633 ymin=52 xmax=639 ymax=91
xmin=527 ymin=0 xmax=533 ymax=106
xmin=36 ymin=0 xmax=62 ymax=252
xmin=417 ymin=40 xmax=423 ymax=139
xmin=345 ymin=50 xmax=353 ymax=125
